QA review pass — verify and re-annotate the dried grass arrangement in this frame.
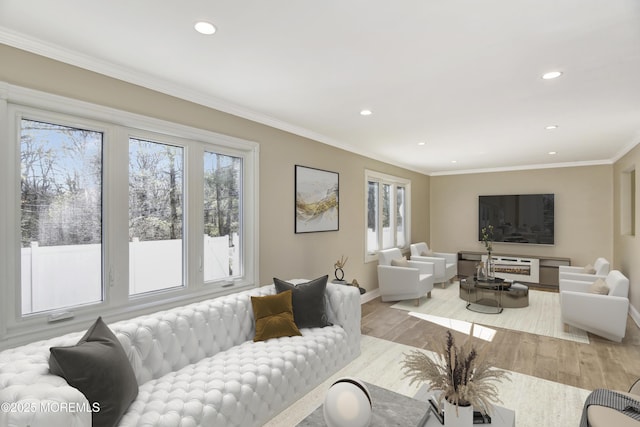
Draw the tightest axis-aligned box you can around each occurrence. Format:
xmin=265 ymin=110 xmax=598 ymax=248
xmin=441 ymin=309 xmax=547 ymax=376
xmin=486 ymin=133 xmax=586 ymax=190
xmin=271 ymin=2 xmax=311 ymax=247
xmin=401 ymin=326 xmax=509 ymax=414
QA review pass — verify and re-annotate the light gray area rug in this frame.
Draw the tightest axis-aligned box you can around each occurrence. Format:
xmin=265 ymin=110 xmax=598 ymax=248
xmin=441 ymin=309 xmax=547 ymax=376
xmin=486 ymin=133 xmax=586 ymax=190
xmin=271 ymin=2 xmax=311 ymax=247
xmin=264 ymin=335 xmax=591 ymax=427
xmin=390 ymin=282 xmax=590 ymax=344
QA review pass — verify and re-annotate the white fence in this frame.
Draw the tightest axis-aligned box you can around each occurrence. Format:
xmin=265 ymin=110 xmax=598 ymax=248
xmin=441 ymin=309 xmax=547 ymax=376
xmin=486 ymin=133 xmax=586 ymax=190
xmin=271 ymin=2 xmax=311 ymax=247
xmin=21 ymin=234 xmax=239 ymax=314
xmin=367 ymin=226 xmax=405 ymax=253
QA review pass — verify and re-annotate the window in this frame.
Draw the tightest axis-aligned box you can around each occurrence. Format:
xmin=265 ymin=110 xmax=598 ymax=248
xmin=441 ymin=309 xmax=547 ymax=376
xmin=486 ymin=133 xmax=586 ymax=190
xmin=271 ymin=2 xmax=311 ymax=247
xmin=1 ymin=82 xmax=258 ymax=346
xmin=20 ymin=119 xmax=103 ymax=314
xmin=365 ymin=170 xmax=411 ymax=261
xmin=129 ymin=138 xmax=184 ymax=295
xmin=203 ymin=151 xmax=242 ymax=281
xmin=366 ymin=181 xmax=379 ymax=253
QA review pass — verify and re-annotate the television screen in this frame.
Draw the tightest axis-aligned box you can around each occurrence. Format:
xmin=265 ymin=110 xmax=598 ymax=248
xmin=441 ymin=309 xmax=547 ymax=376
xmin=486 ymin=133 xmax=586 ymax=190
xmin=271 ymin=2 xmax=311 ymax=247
xmin=479 ymin=194 xmax=554 ymax=245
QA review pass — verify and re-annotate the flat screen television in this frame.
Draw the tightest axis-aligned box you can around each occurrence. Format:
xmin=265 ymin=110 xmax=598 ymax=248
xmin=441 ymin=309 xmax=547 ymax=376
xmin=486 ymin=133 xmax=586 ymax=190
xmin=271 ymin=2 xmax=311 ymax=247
xmin=479 ymin=194 xmax=554 ymax=245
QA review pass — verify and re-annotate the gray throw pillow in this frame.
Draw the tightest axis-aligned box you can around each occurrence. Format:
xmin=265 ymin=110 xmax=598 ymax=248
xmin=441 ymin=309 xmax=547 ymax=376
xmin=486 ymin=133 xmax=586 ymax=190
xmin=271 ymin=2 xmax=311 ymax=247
xmin=274 ymin=275 xmax=332 ymax=328
xmin=49 ymin=317 xmax=138 ymax=427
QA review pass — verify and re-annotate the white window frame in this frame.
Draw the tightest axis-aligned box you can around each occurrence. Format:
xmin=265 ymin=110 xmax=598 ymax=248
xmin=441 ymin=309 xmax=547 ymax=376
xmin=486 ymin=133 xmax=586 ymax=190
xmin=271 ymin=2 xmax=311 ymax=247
xmin=364 ymin=169 xmax=411 ymax=263
xmin=0 ymin=82 xmax=259 ymax=349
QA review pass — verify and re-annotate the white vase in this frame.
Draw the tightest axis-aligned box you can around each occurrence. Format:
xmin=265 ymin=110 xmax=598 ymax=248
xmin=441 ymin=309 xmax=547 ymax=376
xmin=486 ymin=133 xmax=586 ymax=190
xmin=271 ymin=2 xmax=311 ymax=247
xmin=444 ymin=400 xmax=473 ymax=427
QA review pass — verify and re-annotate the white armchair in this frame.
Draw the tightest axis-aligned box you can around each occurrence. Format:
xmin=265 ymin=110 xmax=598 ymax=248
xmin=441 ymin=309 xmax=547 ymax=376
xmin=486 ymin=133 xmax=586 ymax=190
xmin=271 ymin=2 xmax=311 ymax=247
xmin=409 ymin=242 xmax=457 ymax=287
xmin=560 ymin=270 xmax=629 ymax=342
xmin=558 ymin=257 xmax=610 ymax=282
xmin=377 ymin=248 xmax=434 ymax=304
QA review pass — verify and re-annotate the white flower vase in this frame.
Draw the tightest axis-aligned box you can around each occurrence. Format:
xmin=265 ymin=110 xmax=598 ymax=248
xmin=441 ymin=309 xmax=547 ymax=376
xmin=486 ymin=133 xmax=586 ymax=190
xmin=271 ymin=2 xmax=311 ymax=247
xmin=444 ymin=400 xmax=473 ymax=427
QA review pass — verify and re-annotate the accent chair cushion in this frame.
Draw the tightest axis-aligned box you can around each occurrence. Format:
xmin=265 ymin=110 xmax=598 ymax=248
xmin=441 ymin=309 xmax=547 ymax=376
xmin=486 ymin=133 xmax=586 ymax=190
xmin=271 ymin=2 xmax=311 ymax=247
xmin=274 ymin=275 xmax=331 ymax=328
xmin=390 ymin=257 xmax=410 ymax=267
xmin=251 ymin=290 xmax=302 ymax=341
xmin=584 ymin=264 xmax=597 ymax=274
xmin=420 ymin=250 xmax=434 ymax=257
xmin=49 ymin=317 xmax=138 ymax=427
xmin=590 ymin=278 xmax=610 ymax=295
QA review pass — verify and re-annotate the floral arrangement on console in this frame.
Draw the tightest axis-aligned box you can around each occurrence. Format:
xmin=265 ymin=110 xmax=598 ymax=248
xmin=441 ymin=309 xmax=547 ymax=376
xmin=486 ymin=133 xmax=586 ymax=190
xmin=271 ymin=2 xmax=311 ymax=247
xmin=401 ymin=326 xmax=509 ymax=415
xmin=481 ymin=225 xmax=494 ymax=253
xmin=480 ymin=225 xmax=495 ymax=280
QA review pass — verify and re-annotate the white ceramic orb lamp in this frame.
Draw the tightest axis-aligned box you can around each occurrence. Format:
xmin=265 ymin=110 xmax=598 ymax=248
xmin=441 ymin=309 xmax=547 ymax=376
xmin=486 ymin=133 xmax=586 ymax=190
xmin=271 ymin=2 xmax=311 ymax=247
xmin=323 ymin=377 xmax=373 ymax=427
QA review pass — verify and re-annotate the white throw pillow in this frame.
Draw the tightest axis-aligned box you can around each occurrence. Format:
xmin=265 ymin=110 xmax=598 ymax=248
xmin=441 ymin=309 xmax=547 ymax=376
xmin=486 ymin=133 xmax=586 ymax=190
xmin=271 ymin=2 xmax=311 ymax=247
xmin=584 ymin=264 xmax=596 ymax=274
xmin=391 ymin=257 xmax=410 ymax=267
xmin=589 ymin=278 xmax=609 ymax=295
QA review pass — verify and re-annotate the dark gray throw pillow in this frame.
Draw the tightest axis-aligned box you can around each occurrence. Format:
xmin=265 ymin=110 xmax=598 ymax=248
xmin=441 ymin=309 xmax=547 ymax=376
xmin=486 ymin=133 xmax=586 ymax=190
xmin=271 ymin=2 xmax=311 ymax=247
xmin=49 ymin=317 xmax=138 ymax=427
xmin=274 ymin=275 xmax=332 ymax=328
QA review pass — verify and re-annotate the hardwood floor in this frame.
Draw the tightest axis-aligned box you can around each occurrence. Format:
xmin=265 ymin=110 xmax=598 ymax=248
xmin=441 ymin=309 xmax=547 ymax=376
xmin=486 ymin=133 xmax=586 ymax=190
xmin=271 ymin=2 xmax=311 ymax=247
xmin=361 ymin=290 xmax=640 ymax=392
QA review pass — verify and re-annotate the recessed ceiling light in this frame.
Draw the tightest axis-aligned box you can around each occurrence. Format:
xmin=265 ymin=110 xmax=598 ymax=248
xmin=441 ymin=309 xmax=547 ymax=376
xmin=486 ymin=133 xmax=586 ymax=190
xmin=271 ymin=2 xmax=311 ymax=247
xmin=451 ymin=160 xmax=457 ymax=164
xmin=418 ymin=142 xmax=426 ymax=146
xmin=542 ymin=71 xmax=563 ymax=80
xmin=360 ymin=110 xmax=372 ymax=116
xmin=195 ymin=21 xmax=216 ymax=35
xmin=545 ymin=125 xmax=558 ymax=130
xmin=548 ymin=151 xmax=557 ymax=155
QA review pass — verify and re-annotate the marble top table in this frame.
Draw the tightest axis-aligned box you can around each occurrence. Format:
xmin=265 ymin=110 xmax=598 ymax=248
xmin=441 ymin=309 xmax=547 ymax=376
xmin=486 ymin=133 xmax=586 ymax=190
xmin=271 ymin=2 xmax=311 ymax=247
xmin=296 ymin=382 xmax=515 ymax=427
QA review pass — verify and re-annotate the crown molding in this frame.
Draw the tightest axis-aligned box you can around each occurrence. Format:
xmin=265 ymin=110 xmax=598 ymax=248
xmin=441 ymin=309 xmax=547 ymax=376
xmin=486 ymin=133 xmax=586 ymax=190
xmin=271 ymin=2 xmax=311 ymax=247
xmin=610 ymin=132 xmax=640 ymax=163
xmin=428 ymin=159 xmax=613 ymax=177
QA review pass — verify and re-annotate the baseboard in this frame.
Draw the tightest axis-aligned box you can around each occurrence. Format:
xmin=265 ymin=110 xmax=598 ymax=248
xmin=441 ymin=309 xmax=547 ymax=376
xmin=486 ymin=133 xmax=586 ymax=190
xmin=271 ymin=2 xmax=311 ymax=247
xmin=630 ymin=304 xmax=640 ymax=329
xmin=361 ymin=288 xmax=380 ymax=304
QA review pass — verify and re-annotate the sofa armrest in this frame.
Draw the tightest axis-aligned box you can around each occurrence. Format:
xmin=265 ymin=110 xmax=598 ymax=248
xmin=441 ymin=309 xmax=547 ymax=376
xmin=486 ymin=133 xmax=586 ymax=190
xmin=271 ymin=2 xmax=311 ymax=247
xmin=0 ymin=380 xmax=92 ymax=427
xmin=559 ymin=265 xmax=585 ymax=274
xmin=433 ymin=252 xmax=457 ymax=265
xmin=407 ymin=260 xmax=434 ymax=275
xmin=560 ymin=291 xmax=629 ymax=341
xmin=410 ymin=256 xmax=443 ymax=278
xmin=559 ymin=272 xmax=606 ymax=282
xmin=559 ymin=279 xmax=594 ymax=294
xmin=324 ymin=283 xmax=361 ymax=357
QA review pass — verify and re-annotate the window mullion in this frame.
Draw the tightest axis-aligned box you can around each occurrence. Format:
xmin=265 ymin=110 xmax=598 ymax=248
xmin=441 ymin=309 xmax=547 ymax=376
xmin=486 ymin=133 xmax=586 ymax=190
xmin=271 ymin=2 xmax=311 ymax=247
xmin=105 ymin=126 xmax=130 ymax=305
xmin=188 ymin=144 xmax=204 ymax=289
xmin=377 ymin=181 xmax=383 ymax=251
xmin=391 ymin=183 xmax=397 ymax=248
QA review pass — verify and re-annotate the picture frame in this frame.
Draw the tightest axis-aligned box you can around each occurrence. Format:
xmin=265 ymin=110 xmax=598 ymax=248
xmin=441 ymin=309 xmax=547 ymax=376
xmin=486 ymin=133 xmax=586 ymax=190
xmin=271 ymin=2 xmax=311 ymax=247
xmin=295 ymin=165 xmax=339 ymax=233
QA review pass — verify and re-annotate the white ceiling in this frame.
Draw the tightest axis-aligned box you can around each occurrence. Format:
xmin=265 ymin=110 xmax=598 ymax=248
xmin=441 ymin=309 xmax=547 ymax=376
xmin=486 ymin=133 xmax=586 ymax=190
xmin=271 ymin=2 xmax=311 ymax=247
xmin=1 ymin=0 xmax=640 ymax=175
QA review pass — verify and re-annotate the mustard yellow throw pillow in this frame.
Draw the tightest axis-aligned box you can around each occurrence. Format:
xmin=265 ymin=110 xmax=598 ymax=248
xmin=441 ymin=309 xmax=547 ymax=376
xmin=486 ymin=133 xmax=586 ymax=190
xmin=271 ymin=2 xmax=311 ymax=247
xmin=251 ymin=290 xmax=302 ymax=342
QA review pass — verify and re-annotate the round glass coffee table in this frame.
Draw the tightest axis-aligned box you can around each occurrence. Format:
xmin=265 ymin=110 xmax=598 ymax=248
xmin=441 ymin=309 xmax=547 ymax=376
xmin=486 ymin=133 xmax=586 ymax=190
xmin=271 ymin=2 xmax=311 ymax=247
xmin=459 ymin=276 xmax=508 ymax=314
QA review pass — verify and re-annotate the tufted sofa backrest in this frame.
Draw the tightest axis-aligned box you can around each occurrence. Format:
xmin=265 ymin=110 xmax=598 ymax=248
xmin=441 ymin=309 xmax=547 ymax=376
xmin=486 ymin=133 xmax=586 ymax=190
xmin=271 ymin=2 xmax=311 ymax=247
xmin=110 ymin=285 xmax=275 ymax=385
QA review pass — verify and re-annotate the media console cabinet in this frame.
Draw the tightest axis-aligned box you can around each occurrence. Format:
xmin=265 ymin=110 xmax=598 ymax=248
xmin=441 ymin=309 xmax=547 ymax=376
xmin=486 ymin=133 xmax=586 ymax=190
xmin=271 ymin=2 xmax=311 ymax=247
xmin=457 ymin=251 xmax=571 ymax=289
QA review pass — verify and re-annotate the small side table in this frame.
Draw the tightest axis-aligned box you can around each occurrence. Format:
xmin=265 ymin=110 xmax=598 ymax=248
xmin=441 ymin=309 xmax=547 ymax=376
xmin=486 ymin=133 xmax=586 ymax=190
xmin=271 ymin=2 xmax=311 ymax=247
xmin=331 ymin=279 xmax=366 ymax=294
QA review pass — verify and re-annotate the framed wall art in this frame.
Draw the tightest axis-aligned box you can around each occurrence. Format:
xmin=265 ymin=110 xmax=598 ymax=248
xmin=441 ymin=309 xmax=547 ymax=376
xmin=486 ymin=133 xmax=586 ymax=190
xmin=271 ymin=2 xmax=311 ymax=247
xmin=295 ymin=165 xmax=339 ymax=233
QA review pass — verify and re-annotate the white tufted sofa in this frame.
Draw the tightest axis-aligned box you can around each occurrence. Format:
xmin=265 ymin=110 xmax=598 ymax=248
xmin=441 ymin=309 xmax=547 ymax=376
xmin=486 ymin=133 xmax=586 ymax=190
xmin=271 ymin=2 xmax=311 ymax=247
xmin=0 ymin=281 xmax=361 ymax=427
